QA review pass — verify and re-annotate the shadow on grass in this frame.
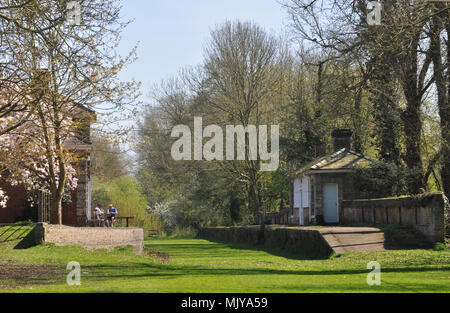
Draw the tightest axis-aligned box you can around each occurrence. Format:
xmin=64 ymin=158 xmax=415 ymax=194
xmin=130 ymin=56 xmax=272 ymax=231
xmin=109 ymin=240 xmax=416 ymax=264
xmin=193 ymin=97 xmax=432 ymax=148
xmin=0 ymin=224 xmax=37 ymax=249
xmin=342 ymin=224 xmax=435 ymax=250
xmin=85 ymin=240 xmax=450 ymax=280
xmin=153 ymin=239 xmax=331 ymax=261
xmin=0 ymin=260 xmax=65 ymax=289
xmin=13 ymin=228 xmax=37 ymax=249
xmin=82 ymin=261 xmax=450 ymax=281
xmin=382 ymin=226 xmax=434 ymax=250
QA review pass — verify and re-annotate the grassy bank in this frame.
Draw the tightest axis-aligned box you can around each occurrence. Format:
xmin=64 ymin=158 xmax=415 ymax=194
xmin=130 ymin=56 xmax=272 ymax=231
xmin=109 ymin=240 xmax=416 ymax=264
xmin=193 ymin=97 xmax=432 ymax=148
xmin=0 ymin=228 xmax=448 ymax=292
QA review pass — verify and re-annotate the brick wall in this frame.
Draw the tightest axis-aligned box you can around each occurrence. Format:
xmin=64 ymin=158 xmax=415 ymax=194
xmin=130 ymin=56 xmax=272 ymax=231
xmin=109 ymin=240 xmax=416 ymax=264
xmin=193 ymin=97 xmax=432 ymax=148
xmin=0 ymin=184 xmax=78 ymax=225
xmin=342 ymin=192 xmax=447 ymax=243
xmin=0 ymin=181 xmax=32 ymax=223
xmin=62 ymin=189 xmax=78 ymax=225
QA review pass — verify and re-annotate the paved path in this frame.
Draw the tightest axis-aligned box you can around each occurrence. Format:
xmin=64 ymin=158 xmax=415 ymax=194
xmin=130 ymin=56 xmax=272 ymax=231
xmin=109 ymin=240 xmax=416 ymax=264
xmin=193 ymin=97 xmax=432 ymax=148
xmin=316 ymin=227 xmax=385 ymax=254
xmin=281 ymin=226 xmax=387 ymax=254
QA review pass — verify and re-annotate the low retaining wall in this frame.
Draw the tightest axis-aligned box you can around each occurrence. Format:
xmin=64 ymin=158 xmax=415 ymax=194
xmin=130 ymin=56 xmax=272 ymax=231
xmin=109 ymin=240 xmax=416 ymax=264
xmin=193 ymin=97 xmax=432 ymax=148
xmin=342 ymin=192 xmax=448 ymax=243
xmin=198 ymin=226 xmax=333 ymax=258
xmin=34 ymin=223 xmax=144 ymax=255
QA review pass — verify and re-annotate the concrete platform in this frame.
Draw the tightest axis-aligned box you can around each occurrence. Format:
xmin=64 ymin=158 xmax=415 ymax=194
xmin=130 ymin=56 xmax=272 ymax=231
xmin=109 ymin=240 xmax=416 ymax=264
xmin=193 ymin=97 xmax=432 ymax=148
xmin=199 ymin=225 xmax=434 ymax=258
xmin=304 ymin=226 xmax=385 ymax=254
xmin=34 ymin=223 xmax=144 ymax=255
xmin=274 ymin=225 xmax=431 ymax=254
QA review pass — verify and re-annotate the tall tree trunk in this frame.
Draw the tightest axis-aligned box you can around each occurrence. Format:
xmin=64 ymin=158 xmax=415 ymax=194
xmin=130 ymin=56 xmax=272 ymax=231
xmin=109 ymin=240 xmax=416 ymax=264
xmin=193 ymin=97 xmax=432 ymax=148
xmin=366 ymin=0 xmax=402 ymax=165
xmin=50 ymin=161 xmax=66 ymax=225
xmin=352 ymin=87 xmax=363 ymax=154
xmin=431 ymin=8 xmax=450 ymax=197
xmin=247 ymin=171 xmax=261 ymax=223
xmin=50 ymin=192 xmax=63 ymax=225
xmin=369 ymin=57 xmax=402 ymax=165
xmin=50 ymin=142 xmax=67 ymax=225
xmin=403 ymin=94 xmax=424 ymax=194
xmin=445 ymin=14 xmax=450 ymax=197
xmin=397 ymin=31 xmax=427 ymax=195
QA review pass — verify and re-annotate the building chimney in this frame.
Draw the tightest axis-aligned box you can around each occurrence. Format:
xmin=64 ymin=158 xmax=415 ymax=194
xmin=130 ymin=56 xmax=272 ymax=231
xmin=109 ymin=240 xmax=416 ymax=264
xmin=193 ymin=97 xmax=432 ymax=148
xmin=332 ymin=129 xmax=352 ymax=151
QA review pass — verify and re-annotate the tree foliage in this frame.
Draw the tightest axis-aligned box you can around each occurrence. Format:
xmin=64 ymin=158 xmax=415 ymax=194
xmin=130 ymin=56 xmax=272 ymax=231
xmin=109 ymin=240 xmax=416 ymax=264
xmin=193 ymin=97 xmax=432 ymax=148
xmin=91 ymin=176 xmax=153 ymax=231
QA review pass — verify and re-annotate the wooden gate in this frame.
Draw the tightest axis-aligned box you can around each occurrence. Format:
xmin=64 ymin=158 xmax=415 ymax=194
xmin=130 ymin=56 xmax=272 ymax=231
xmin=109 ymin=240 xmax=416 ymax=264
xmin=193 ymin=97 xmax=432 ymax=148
xmin=37 ymin=190 xmax=51 ymax=223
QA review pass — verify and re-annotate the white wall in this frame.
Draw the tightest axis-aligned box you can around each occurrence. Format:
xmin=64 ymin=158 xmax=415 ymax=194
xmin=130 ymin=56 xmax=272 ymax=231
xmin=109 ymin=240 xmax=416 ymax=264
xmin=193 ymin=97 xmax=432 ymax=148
xmin=301 ymin=176 xmax=310 ymax=208
xmin=87 ymin=178 xmax=92 ymax=221
xmin=293 ymin=175 xmax=311 ymax=225
xmin=293 ymin=178 xmax=302 ymax=209
xmin=293 ymin=176 xmax=310 ymax=209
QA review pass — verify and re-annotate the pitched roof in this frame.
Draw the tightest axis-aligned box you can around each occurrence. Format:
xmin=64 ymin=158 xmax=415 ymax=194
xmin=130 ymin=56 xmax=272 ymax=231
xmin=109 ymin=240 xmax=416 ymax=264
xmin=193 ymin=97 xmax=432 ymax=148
xmin=294 ymin=148 xmax=373 ymax=176
xmin=63 ymin=135 xmax=93 ymax=151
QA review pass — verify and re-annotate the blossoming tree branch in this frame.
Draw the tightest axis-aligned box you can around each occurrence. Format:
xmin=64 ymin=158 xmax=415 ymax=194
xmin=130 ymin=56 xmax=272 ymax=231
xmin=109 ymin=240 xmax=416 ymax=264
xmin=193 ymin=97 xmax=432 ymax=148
xmin=0 ymin=0 xmax=140 ymax=224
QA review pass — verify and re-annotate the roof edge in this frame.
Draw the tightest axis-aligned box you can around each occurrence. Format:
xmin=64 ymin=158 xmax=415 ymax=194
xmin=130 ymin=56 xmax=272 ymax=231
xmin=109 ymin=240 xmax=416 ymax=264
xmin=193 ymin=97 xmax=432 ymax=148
xmin=291 ymin=148 xmax=374 ymax=178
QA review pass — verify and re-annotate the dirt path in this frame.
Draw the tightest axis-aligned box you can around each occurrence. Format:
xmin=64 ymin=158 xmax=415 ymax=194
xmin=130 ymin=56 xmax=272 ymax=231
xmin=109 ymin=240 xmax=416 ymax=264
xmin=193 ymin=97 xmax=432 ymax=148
xmin=0 ymin=260 xmax=64 ymax=289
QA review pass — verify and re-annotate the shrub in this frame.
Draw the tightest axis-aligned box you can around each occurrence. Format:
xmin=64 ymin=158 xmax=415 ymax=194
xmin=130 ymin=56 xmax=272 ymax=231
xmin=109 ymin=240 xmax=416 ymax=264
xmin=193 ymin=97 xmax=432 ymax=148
xmin=170 ymin=226 xmax=198 ymax=238
xmin=91 ymin=176 xmax=156 ymax=232
xmin=354 ymin=161 xmax=422 ymax=198
xmin=433 ymin=242 xmax=447 ymax=251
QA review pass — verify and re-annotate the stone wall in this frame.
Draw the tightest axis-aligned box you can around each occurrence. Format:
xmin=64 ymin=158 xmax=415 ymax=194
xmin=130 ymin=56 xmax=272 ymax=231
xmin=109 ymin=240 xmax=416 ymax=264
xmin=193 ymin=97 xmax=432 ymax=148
xmin=34 ymin=223 xmax=144 ymax=254
xmin=342 ymin=192 xmax=447 ymax=243
xmin=312 ymin=172 xmax=357 ymax=222
xmin=75 ymin=155 xmax=90 ymax=226
xmin=198 ymin=226 xmax=334 ymax=258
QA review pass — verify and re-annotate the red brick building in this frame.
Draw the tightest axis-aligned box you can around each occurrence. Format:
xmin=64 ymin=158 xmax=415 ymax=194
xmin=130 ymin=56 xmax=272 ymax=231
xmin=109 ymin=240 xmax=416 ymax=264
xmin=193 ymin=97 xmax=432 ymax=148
xmin=0 ymin=107 xmax=94 ymax=226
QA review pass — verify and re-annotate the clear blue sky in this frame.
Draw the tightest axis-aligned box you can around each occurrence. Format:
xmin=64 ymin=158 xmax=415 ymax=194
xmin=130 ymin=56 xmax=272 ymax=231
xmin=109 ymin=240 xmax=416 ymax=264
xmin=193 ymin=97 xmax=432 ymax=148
xmin=117 ymin=0 xmax=289 ymax=99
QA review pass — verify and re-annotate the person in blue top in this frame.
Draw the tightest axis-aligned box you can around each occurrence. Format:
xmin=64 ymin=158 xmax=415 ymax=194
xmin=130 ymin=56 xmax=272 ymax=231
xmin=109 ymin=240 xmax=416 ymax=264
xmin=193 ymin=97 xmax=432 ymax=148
xmin=107 ymin=204 xmax=118 ymax=227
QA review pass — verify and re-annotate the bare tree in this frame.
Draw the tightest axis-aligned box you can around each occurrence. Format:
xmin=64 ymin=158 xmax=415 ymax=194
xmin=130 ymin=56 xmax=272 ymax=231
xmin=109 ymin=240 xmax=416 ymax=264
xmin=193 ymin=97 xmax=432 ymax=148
xmin=284 ymin=0 xmax=440 ymax=194
xmin=198 ymin=21 xmax=284 ymax=219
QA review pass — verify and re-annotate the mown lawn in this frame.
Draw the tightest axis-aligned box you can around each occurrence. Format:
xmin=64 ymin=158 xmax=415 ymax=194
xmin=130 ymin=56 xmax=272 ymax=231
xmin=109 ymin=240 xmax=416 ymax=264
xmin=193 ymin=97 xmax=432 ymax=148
xmin=0 ymin=224 xmax=449 ymax=293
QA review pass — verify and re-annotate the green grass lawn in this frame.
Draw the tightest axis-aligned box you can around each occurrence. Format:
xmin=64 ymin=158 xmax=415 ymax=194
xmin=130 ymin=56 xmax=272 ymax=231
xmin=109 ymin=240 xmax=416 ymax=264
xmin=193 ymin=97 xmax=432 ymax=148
xmin=0 ymin=224 xmax=449 ymax=293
